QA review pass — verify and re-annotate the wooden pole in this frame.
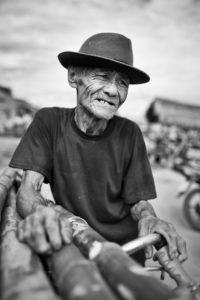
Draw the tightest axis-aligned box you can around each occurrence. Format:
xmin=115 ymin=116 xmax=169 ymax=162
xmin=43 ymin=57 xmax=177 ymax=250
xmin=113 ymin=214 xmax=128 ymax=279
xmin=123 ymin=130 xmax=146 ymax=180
xmin=72 ymin=228 xmax=170 ymax=300
xmin=0 ymin=170 xmax=196 ymax=300
xmin=0 ymin=174 xmax=117 ymax=300
xmin=0 ymin=167 xmax=18 ymax=220
xmin=0 ymin=188 xmax=60 ymax=300
xmin=68 ymin=213 xmax=195 ymax=300
xmin=155 ymin=247 xmax=200 ymax=299
xmin=49 ymin=243 xmax=118 ymax=300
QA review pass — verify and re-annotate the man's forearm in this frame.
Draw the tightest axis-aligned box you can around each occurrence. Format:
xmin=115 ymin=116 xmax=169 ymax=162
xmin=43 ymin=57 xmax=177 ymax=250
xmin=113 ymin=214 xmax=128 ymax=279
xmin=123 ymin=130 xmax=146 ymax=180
xmin=130 ymin=200 xmax=156 ymax=221
xmin=16 ymin=170 xmax=55 ymax=219
xmin=16 ymin=187 xmax=53 ymax=219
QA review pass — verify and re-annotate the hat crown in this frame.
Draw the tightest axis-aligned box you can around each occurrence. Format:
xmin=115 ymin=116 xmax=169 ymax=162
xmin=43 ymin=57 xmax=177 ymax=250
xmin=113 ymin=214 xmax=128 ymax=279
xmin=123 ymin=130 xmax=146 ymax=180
xmin=58 ymin=32 xmax=150 ymax=84
xmin=79 ymin=33 xmax=133 ymax=67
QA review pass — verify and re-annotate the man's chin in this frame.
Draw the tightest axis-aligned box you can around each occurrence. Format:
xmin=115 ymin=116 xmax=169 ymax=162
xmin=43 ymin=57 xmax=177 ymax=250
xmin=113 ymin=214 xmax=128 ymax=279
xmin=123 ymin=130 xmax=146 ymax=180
xmin=89 ymin=106 xmax=117 ymax=120
xmin=94 ymin=111 xmax=115 ymax=120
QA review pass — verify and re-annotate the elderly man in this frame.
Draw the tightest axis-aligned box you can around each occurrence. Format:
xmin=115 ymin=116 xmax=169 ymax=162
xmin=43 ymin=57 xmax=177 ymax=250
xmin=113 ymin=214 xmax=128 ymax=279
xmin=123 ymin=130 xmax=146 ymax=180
xmin=9 ymin=33 xmax=187 ymax=265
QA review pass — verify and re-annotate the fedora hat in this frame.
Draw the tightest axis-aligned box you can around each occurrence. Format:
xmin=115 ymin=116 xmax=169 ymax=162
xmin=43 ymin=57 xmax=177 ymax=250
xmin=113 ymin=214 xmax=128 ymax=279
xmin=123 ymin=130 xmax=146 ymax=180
xmin=58 ymin=33 xmax=150 ymax=84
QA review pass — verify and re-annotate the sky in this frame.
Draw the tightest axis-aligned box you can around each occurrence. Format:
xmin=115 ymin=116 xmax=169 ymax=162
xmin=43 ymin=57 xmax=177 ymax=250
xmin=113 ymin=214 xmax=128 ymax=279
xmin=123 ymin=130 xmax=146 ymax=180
xmin=0 ymin=0 xmax=200 ymax=120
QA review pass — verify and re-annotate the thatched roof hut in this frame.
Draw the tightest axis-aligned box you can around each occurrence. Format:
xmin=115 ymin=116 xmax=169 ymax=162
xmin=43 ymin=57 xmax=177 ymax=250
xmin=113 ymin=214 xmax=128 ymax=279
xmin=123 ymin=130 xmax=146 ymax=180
xmin=146 ymin=98 xmax=200 ymax=129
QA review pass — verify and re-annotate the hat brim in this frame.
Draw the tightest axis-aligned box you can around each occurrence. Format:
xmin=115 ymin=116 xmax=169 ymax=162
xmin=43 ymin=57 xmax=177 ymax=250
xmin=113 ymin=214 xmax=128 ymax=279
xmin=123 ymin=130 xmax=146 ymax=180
xmin=58 ymin=51 xmax=150 ymax=84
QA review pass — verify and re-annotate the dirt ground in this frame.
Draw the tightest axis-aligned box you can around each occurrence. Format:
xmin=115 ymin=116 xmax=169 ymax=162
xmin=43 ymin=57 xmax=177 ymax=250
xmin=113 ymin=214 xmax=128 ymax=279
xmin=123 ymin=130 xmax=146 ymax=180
xmin=0 ymin=136 xmax=199 ymax=289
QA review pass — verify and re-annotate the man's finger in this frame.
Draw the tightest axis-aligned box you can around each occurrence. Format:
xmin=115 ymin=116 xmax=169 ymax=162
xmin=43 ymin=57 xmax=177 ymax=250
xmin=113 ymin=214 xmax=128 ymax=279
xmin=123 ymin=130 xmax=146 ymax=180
xmin=151 ymin=226 xmax=177 ymax=260
xmin=138 ymin=220 xmax=153 ymax=259
xmin=32 ymin=225 xmax=51 ymax=254
xmin=23 ymin=217 xmax=34 ymax=244
xmin=138 ymin=218 xmax=150 ymax=238
xmin=145 ymin=245 xmax=153 ymax=259
xmin=176 ymin=236 xmax=188 ymax=262
xmin=31 ymin=216 xmax=51 ymax=253
xmin=60 ymin=217 xmax=72 ymax=244
xmin=45 ymin=213 xmax=62 ymax=251
xmin=17 ymin=220 xmax=25 ymax=241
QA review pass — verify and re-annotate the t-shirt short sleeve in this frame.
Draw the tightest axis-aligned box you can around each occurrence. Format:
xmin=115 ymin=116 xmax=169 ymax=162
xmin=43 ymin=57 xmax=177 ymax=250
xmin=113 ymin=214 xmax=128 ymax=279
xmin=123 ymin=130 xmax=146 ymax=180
xmin=122 ymin=124 xmax=157 ymax=204
xmin=9 ymin=108 xmax=53 ymax=183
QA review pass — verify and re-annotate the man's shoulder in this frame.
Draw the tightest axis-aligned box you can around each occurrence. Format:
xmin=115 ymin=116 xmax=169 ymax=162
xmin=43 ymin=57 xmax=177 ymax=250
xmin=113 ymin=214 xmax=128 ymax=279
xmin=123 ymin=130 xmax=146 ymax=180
xmin=34 ymin=107 xmax=74 ymax=127
xmin=36 ymin=107 xmax=73 ymax=118
xmin=114 ymin=114 xmax=141 ymax=134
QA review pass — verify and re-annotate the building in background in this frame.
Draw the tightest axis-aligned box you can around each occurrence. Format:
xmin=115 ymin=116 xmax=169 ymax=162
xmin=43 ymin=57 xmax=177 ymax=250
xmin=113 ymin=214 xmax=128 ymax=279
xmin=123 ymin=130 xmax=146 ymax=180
xmin=146 ymin=98 xmax=200 ymax=129
xmin=0 ymin=86 xmax=37 ymax=136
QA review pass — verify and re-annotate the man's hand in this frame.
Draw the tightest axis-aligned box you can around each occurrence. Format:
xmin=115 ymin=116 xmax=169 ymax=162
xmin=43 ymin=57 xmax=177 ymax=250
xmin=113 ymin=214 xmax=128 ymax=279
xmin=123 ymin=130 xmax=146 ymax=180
xmin=130 ymin=200 xmax=188 ymax=262
xmin=138 ymin=215 xmax=188 ymax=262
xmin=17 ymin=205 xmax=72 ymax=254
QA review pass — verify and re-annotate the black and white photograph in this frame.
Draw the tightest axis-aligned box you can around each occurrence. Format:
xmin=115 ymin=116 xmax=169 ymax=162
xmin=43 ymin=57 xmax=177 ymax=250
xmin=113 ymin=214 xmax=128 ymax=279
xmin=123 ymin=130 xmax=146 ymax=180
xmin=0 ymin=1 xmax=200 ymax=299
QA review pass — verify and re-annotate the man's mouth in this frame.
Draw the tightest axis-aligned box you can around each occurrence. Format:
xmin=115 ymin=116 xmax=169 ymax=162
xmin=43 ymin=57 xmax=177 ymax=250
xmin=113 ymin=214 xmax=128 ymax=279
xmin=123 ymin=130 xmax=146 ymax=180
xmin=96 ymin=98 xmax=116 ymax=106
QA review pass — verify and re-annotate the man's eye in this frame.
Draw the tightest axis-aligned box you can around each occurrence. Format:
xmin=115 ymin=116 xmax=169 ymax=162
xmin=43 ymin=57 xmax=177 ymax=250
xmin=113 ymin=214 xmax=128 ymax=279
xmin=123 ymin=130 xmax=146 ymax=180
xmin=119 ymin=79 xmax=128 ymax=87
xmin=96 ymin=74 xmax=108 ymax=79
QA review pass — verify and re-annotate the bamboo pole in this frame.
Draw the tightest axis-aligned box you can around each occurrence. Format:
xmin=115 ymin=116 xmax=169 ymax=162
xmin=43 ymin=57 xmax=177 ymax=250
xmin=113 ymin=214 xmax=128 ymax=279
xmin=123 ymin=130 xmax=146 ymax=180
xmin=0 ymin=188 xmax=60 ymax=300
xmin=121 ymin=233 xmax=163 ymax=254
xmin=68 ymin=214 xmax=195 ymax=300
xmin=0 ymin=174 xmax=117 ymax=300
xmin=49 ymin=243 xmax=118 ymax=300
xmin=72 ymin=227 xmax=171 ymax=300
xmin=155 ymin=247 xmax=200 ymax=298
xmin=0 ymin=167 xmax=18 ymax=220
xmin=0 ymin=170 xmax=195 ymax=299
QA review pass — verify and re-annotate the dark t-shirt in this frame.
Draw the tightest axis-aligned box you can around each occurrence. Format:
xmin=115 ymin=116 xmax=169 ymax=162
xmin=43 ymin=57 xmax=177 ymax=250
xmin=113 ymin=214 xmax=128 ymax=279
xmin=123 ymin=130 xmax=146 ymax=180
xmin=9 ymin=107 xmax=156 ymax=245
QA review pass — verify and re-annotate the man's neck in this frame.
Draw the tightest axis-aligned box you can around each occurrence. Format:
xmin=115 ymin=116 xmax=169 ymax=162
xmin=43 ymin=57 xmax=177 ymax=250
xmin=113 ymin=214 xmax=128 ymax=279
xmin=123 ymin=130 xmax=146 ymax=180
xmin=74 ymin=105 xmax=108 ymax=136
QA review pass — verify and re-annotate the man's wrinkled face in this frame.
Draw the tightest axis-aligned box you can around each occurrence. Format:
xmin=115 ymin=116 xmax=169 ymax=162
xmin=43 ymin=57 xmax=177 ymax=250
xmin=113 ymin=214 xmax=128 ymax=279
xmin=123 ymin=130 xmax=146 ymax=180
xmin=76 ymin=68 xmax=130 ymax=120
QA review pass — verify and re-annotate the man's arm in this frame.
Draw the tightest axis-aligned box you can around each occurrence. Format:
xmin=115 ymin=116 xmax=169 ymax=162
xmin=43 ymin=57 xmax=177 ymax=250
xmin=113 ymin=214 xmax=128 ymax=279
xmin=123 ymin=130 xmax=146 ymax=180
xmin=17 ymin=170 xmax=72 ymax=254
xmin=130 ymin=200 xmax=187 ymax=262
xmin=17 ymin=170 xmax=51 ymax=218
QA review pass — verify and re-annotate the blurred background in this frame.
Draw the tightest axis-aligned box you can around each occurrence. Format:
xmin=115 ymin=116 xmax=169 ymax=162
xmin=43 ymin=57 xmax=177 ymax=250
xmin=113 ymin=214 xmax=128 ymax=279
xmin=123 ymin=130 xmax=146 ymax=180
xmin=0 ymin=0 xmax=200 ymax=288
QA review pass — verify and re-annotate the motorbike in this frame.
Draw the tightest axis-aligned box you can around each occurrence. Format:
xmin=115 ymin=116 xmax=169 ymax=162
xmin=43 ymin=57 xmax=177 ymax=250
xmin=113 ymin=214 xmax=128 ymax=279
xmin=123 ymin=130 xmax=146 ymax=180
xmin=174 ymin=160 xmax=200 ymax=231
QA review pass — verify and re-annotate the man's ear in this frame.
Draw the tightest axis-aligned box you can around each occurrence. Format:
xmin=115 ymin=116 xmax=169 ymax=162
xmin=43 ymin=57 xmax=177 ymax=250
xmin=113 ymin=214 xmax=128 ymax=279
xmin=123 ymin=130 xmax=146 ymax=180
xmin=68 ymin=66 xmax=78 ymax=88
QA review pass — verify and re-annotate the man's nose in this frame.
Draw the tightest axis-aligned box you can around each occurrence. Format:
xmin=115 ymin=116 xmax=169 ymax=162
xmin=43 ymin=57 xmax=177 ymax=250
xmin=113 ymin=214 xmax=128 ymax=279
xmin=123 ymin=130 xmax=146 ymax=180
xmin=103 ymin=81 xmax=118 ymax=97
